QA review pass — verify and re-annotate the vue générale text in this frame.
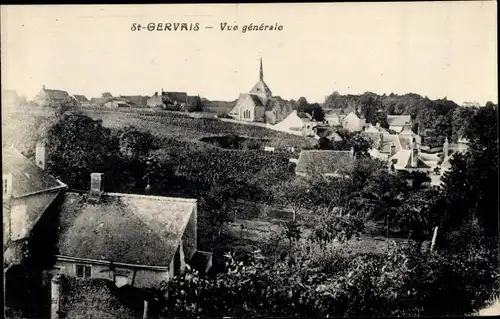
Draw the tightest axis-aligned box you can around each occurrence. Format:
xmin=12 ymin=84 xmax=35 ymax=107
xmin=130 ymin=22 xmax=284 ymax=33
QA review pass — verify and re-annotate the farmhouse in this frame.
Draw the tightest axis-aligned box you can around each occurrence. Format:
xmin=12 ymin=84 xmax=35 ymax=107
xmin=3 ymin=145 xmax=212 ymax=306
xmin=386 ymin=115 xmax=411 ymax=133
xmin=32 ymin=85 xmax=72 ymax=107
xmin=295 ymin=149 xmax=355 ymax=178
xmin=389 ymin=137 xmax=431 ymax=174
xmin=54 ymin=173 xmax=200 ymax=288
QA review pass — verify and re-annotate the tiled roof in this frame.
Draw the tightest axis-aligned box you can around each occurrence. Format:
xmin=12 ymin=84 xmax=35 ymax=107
xmin=38 ymin=88 xmax=70 ymax=100
xmin=296 ymin=150 xmax=355 ymax=177
xmin=162 ymin=92 xmax=188 ymax=103
xmin=390 ymin=150 xmax=431 ymax=170
xmin=387 ymin=115 xmax=411 ymax=127
xmin=2 ymin=147 xmax=66 ymax=198
xmin=57 ymin=192 xmax=197 ymax=267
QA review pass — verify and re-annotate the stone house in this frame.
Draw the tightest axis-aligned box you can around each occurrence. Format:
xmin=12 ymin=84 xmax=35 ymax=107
xmin=3 ymin=145 xmax=211 ymax=312
xmin=54 ymin=173 xmax=200 ymax=288
xmin=3 ymin=144 xmax=68 ymax=312
xmin=32 ymin=85 xmax=73 ymax=107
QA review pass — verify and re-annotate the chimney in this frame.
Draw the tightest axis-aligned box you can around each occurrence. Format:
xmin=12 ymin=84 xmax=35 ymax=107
xmin=411 ymin=148 xmax=418 ymax=168
xmin=42 ymin=85 xmax=46 ymax=90
xmin=36 ymin=142 xmax=48 ymax=170
xmin=89 ymin=173 xmax=104 ymax=202
xmin=3 ymin=174 xmax=13 ymax=200
xmin=390 ymin=143 xmax=396 ymax=157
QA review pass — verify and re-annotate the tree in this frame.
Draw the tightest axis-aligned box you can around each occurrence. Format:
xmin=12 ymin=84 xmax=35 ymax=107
xmin=441 ymin=104 xmax=498 ymax=238
xmin=316 ymin=137 xmax=334 ymax=150
xmin=119 ymin=126 xmax=155 ymax=159
xmin=347 ymin=134 xmax=372 ymax=159
xmin=46 ymin=112 xmax=119 ymax=190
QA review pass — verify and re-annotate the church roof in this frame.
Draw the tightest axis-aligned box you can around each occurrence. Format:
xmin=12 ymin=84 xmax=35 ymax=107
xmin=250 ymin=80 xmax=272 ymax=96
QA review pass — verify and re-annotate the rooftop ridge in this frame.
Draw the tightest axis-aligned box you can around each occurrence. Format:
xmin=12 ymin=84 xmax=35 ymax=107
xmin=102 ymin=192 xmax=198 ymax=203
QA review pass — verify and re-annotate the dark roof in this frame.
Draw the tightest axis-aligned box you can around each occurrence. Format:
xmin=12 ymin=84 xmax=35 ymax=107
xmin=248 ymin=94 xmax=264 ymax=107
xmin=250 ymin=80 xmax=272 ymax=96
xmin=57 ymin=192 xmax=197 ymax=267
xmin=162 ymin=92 xmax=188 ymax=102
xmin=72 ymin=95 xmax=89 ymax=102
xmin=2 ymin=147 xmax=66 ymax=198
xmin=119 ymin=96 xmax=149 ymax=106
xmin=296 ymin=150 xmax=355 ymax=177
xmin=37 ymin=88 xmax=70 ymax=100
xmin=297 ymin=112 xmax=312 ymax=120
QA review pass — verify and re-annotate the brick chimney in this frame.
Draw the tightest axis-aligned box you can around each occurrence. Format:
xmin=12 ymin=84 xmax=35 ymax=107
xmin=390 ymin=143 xmax=396 ymax=157
xmin=88 ymin=173 xmax=104 ymax=202
xmin=36 ymin=142 xmax=48 ymax=170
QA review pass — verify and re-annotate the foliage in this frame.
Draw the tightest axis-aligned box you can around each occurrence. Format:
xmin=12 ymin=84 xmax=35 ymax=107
xmin=118 ymin=125 xmax=156 ymax=159
xmin=45 ymin=112 xmax=120 ymax=190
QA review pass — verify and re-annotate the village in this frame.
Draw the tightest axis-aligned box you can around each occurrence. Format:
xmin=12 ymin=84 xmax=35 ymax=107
xmin=2 ymin=2 xmax=499 ymax=317
xmin=2 ymin=55 xmax=498 ymax=318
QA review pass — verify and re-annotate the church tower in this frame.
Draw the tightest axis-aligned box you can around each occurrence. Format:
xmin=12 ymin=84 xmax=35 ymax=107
xmin=259 ymin=57 xmax=264 ymax=82
xmin=250 ymin=57 xmax=272 ymax=105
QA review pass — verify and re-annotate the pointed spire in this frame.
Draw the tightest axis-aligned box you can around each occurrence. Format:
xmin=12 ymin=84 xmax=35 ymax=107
xmin=259 ymin=57 xmax=263 ymax=81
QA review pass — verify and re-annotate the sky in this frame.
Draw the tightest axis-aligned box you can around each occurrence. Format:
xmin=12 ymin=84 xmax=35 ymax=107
xmin=1 ymin=2 xmax=497 ymax=105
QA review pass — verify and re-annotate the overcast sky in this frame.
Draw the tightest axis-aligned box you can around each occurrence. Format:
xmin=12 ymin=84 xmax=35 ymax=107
xmin=1 ymin=2 xmax=497 ymax=105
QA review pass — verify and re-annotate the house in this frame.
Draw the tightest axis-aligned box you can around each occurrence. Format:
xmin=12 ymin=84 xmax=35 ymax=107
xmin=389 ymin=138 xmax=431 ymax=174
xmin=368 ymin=133 xmax=402 ymax=161
xmin=273 ymin=110 xmax=307 ymax=136
xmin=54 ymin=173 xmax=202 ymax=288
xmin=104 ymin=100 xmax=131 ymax=109
xmin=146 ymin=92 xmax=164 ymax=108
xmin=386 ymin=115 xmax=411 ymax=133
xmin=32 ymin=85 xmax=72 ymax=107
xmin=3 ymin=144 xmax=68 ymax=259
xmin=229 ymin=58 xmax=273 ymax=122
xmin=72 ymin=95 xmax=91 ymax=107
xmin=119 ymin=95 xmax=150 ymax=108
xmin=342 ymin=111 xmax=366 ymax=132
xmin=323 ymin=108 xmax=345 ymax=126
xmin=295 ymin=150 xmax=355 ymax=178
xmin=3 ymin=145 xmax=68 ymax=312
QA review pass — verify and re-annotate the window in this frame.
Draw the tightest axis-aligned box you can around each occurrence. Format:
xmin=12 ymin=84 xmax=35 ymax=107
xmin=76 ymin=264 xmax=91 ymax=278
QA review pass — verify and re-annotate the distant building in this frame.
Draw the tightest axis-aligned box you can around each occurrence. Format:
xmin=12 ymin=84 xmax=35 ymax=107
xmin=146 ymin=92 xmax=164 ymax=108
xmin=104 ymin=99 xmax=131 ymax=109
xmin=229 ymin=58 xmax=292 ymax=123
xmin=323 ymin=108 xmax=345 ymax=126
xmin=389 ymin=137 xmax=431 ymax=174
xmin=119 ymin=95 xmax=149 ymax=108
xmin=32 ymin=85 xmax=72 ymax=107
xmin=342 ymin=111 xmax=366 ymax=132
xmin=295 ymin=150 xmax=356 ymax=179
xmin=72 ymin=95 xmax=90 ymax=107
xmin=386 ymin=115 xmax=411 ymax=133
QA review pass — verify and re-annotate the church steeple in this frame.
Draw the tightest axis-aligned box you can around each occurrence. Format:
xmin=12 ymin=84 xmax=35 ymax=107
xmin=259 ymin=57 xmax=263 ymax=81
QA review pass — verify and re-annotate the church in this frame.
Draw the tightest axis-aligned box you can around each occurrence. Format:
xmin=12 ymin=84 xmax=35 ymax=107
xmin=229 ymin=58 xmax=292 ymax=124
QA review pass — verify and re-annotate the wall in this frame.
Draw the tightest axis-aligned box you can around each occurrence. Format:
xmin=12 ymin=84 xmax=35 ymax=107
xmin=54 ymin=260 xmax=170 ymax=289
xmin=181 ymin=207 xmax=197 ymax=261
